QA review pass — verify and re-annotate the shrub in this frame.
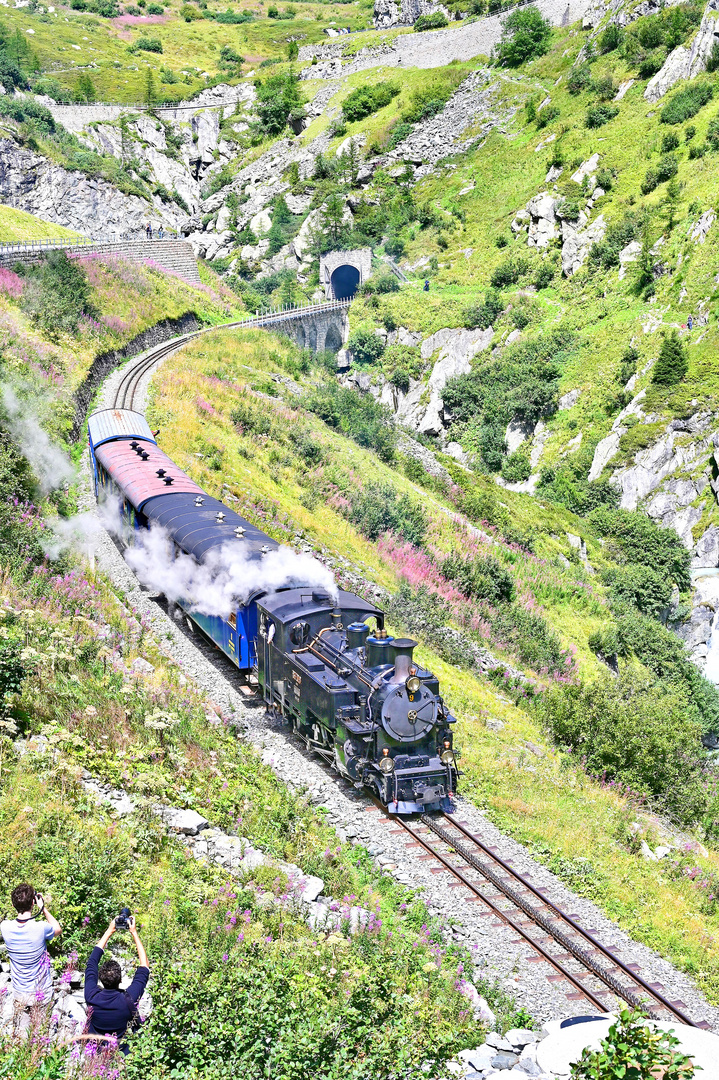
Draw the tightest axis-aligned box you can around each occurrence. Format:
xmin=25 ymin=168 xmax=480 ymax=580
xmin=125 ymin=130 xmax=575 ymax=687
xmin=641 ymin=168 xmax=658 ymax=194
xmin=342 ymin=81 xmax=399 ymax=122
xmin=536 ymin=104 xmax=560 ymax=128
xmin=651 ymin=328 xmax=688 ymax=385
xmin=496 ymin=6 xmax=552 ymax=67
xmin=347 ymin=327 xmax=385 ymax=364
xmin=655 ymin=152 xmax=679 ymax=181
xmin=590 ymin=504 xmax=690 ymax=589
xmin=707 ymin=115 xmax=719 ymax=150
xmin=441 ymin=552 xmax=515 ymax=603
xmin=661 ymin=129 xmax=680 ymax=152
xmin=374 ymin=272 xmax=400 ymax=293
xmin=146 ymin=2 xmax=163 ymax=11
xmin=585 ymin=103 xmax=619 ymax=127
xmin=413 ymin=11 xmax=448 ymax=30
xmin=567 ymin=65 xmax=591 ymax=95
xmin=592 ymin=74 xmax=616 ymax=100
xmin=555 ymin=198 xmax=580 ymax=222
xmin=596 ymin=166 xmax=613 ymax=190
xmin=707 ymin=40 xmax=719 ymax=72
xmin=180 ymin=3 xmax=204 ymax=17
xmin=589 ymin=212 xmax=639 ymax=268
xmin=348 ymin=483 xmax=427 ymax=545
xmin=463 ymin=288 xmax=504 ymax=329
xmin=688 ymin=141 xmax=706 ymax=158
xmin=501 ymin=448 xmax=532 ymax=483
xmin=618 ymin=344 xmax=638 ymax=384
xmin=638 ymin=47 xmax=667 ymax=78
xmin=305 ymin=381 xmax=397 ymax=462
xmin=598 ymin=23 xmax=623 ymax=53
xmin=572 ymin=1009 xmax=697 ymax=1080
xmin=534 ymin=263 xmax=555 ymax=289
xmin=0 ymin=96 xmax=55 ymax=132
xmin=256 ymin=70 xmax=303 ymax=136
xmin=604 ymin=563 xmax=672 ymax=616
xmin=134 ymin=36 xmax=163 ymax=51
xmin=490 ymin=256 xmax=529 ymax=288
xmin=660 ymin=81 xmax=713 ymax=124
xmin=0 ymin=54 xmax=29 ymax=93
xmin=685 ymin=123 xmax=696 ymax=141
xmin=535 ymin=670 xmax=705 ymax=821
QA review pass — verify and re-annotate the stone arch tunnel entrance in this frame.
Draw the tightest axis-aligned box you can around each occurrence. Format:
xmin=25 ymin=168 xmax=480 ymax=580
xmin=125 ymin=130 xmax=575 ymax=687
xmin=330 ymin=264 xmax=360 ymax=300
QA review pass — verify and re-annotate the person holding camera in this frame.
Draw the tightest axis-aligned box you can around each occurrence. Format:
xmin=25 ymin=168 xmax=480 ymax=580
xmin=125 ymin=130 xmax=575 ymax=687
xmin=1 ymin=883 xmax=62 ymax=1030
xmin=84 ymin=912 xmax=149 ymax=1049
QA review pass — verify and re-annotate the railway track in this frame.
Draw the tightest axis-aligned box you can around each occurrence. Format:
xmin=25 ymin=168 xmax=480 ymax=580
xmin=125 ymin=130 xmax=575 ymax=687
xmin=109 ymin=299 xmax=351 ymax=412
xmin=367 ymin=807 xmax=707 ymax=1028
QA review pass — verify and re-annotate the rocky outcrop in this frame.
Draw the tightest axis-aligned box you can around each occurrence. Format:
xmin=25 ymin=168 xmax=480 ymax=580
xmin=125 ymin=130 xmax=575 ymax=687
xmin=689 ymin=209 xmax=716 ymax=243
xmin=561 ymin=214 xmax=606 ymax=276
xmin=644 ymin=0 xmax=719 ymax=101
xmin=397 ymin=326 xmax=493 ymax=435
xmin=0 ymin=136 xmax=179 ymax=236
xmin=374 ymin=0 xmax=450 ymax=28
xmin=514 ymin=158 xmax=606 ymax=274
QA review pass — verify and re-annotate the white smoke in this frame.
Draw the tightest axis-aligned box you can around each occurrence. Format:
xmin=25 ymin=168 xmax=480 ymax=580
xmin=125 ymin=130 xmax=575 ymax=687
xmin=42 ymin=511 xmax=104 ymax=561
xmin=123 ymin=522 xmax=338 ymax=617
xmin=2 ymin=386 xmax=75 ymax=494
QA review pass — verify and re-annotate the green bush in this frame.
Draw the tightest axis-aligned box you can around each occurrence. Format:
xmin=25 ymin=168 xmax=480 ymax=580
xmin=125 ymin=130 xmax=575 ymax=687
xmin=534 ymin=263 xmax=555 ymax=289
xmin=707 ymin=40 xmax=719 ymax=72
xmin=567 ymin=66 xmax=591 ymax=94
xmin=660 ymin=81 xmax=713 ymax=124
xmin=588 ymin=505 xmax=691 ymax=589
xmin=256 ymin=70 xmax=303 ymax=135
xmin=501 ymin=448 xmax=532 ymax=483
xmin=589 ymin=213 xmax=639 ymax=268
xmin=347 ymin=327 xmax=385 ymax=364
xmin=134 ymin=36 xmax=163 ymax=52
xmin=638 ymin=47 xmax=668 ymax=78
xmin=496 ymin=6 xmax=552 ymax=67
xmin=374 ymin=273 xmax=400 ymax=294
xmin=536 ymin=104 xmax=559 ymax=128
xmin=598 ymin=23 xmax=623 ymax=52
xmin=534 ymin=670 xmax=706 ymax=821
xmin=490 ymin=256 xmax=529 ymax=288
xmin=342 ymin=81 xmax=400 ymax=122
xmin=413 ymin=11 xmax=448 ymax=30
xmin=305 ymin=380 xmax=397 ymax=462
xmin=651 ymin=328 xmax=688 ymax=385
xmin=463 ymin=288 xmax=504 ymax=329
xmin=604 ymin=563 xmax=672 ymax=616
xmin=0 ymin=95 xmax=55 ymax=132
xmin=655 ymin=152 xmax=679 ymax=180
xmin=641 ymin=168 xmax=658 ymax=194
xmin=572 ymin=1009 xmax=696 ymax=1080
xmin=348 ymin=483 xmax=427 ymax=545
xmin=441 ymin=552 xmax=515 ymax=603
xmin=0 ymin=53 xmax=28 ymax=92
xmin=585 ymin=103 xmax=619 ymax=128
xmin=707 ymin=114 xmax=719 ymax=150
xmin=661 ymin=129 xmax=680 ymax=152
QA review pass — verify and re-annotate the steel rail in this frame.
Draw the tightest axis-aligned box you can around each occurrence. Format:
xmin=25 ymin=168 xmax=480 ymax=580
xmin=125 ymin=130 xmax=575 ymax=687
xmin=442 ymin=813 xmax=700 ymax=1029
xmin=107 ymin=299 xmax=351 ymax=411
xmin=396 ymin=811 xmax=699 ymax=1026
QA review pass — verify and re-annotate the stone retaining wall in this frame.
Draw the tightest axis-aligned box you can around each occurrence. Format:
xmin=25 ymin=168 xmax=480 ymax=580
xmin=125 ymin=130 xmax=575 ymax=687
xmin=0 ymin=239 xmax=201 ymax=286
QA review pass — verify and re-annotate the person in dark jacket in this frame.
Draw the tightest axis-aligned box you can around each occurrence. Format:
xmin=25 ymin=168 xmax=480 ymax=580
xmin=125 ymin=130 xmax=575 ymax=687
xmin=84 ymin=916 xmax=149 ymax=1050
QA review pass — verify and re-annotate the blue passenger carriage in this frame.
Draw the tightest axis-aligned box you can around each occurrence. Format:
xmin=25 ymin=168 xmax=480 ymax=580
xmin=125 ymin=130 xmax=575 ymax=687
xmin=88 ymin=408 xmax=278 ymax=671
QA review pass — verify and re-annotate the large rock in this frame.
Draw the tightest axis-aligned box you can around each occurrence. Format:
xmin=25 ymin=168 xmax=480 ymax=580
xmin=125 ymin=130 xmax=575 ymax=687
xmin=561 ymin=214 xmax=606 ymax=276
xmin=399 ymin=327 xmax=493 ymax=436
xmin=645 ymin=0 xmax=719 ymax=101
xmin=689 ymin=209 xmax=715 ymax=243
xmin=374 ymin=0 xmax=450 ymax=28
xmin=694 ymin=524 xmax=719 ymax=567
xmin=588 ymin=430 xmax=622 ymax=482
xmin=159 ymin=807 xmax=210 ymax=836
xmin=526 ymin=192 xmax=559 ymax=248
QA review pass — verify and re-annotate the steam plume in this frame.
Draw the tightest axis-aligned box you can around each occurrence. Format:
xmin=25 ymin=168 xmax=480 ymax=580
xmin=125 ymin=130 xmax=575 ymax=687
xmin=2 ymin=386 xmax=74 ymax=494
xmin=123 ymin=522 xmax=338 ymax=617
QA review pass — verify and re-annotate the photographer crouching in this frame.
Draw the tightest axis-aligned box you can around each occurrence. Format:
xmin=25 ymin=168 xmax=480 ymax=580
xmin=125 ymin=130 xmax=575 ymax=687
xmin=84 ymin=908 xmax=149 ymax=1052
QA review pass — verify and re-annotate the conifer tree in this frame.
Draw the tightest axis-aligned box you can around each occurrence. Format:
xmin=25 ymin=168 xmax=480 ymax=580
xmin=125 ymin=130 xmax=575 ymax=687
xmin=652 ymin=329 xmax=688 ymax=385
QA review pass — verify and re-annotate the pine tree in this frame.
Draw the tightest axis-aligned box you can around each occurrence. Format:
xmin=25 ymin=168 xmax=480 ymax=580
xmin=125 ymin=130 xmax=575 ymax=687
xmin=652 ymin=329 xmax=688 ymax=385
xmin=145 ymin=67 xmax=156 ymax=106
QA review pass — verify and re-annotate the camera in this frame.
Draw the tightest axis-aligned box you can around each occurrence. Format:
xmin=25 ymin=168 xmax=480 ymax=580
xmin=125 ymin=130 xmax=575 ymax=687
xmin=115 ymin=907 xmax=132 ymax=930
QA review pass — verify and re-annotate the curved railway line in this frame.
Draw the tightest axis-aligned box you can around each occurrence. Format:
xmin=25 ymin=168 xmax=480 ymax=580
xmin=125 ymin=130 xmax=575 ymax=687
xmin=96 ymin=310 xmax=714 ymax=1034
xmin=109 ymin=298 xmax=351 ymax=411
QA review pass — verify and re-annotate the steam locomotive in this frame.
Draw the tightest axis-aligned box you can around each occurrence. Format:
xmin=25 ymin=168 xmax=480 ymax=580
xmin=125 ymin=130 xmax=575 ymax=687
xmin=88 ymin=408 xmax=458 ymax=813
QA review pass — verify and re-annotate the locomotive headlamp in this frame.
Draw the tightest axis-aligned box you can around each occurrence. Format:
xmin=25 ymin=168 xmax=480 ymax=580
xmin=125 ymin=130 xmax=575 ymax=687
xmin=378 ymin=749 xmax=395 ymax=774
xmin=440 ymin=749 xmax=455 ymax=766
xmin=405 ymin=674 xmax=421 ymax=694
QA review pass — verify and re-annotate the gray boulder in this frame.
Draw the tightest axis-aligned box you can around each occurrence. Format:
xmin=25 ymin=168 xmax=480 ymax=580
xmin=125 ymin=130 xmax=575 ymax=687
xmin=645 ymin=0 xmax=719 ymax=101
xmin=159 ymin=808 xmax=210 ymax=836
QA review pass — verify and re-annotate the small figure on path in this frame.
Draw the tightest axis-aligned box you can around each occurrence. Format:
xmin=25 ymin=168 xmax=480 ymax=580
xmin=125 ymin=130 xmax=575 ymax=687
xmin=158 ymin=225 xmax=164 ymax=239
xmin=146 ymin=222 xmax=152 ymax=240
xmin=424 ymin=279 xmax=430 ymax=292
xmin=687 ymin=314 xmax=693 ymax=331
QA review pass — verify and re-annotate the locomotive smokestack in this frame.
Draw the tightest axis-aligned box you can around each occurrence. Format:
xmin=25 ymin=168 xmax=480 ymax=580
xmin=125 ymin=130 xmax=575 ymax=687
xmin=390 ymin=638 xmax=418 ymax=684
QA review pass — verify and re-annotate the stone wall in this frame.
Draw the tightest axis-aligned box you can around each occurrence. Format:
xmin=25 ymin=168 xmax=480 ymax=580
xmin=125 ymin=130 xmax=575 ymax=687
xmin=0 ymin=239 xmax=201 ymax=286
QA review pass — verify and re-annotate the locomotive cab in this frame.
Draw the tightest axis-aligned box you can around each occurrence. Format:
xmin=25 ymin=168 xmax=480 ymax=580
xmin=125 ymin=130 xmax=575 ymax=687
xmin=257 ymin=588 xmax=457 ymax=814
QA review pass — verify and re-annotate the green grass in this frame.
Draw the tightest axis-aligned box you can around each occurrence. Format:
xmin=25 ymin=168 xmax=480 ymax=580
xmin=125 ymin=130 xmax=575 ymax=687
xmin=0 ymin=205 xmax=82 ymax=242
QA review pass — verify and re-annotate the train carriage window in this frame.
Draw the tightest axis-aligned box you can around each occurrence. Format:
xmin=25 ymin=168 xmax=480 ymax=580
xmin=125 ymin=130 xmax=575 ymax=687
xmin=228 ymin=612 xmax=237 ymax=630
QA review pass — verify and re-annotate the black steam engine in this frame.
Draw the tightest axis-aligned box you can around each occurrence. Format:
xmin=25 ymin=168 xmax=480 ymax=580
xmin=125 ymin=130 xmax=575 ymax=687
xmin=258 ymin=587 xmax=458 ymax=813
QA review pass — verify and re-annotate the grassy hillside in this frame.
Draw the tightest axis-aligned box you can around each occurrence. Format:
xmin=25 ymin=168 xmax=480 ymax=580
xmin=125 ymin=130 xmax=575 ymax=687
xmin=148 ymin=326 xmax=719 ymax=1003
xmin=0 ymin=205 xmax=81 ymax=242
xmin=0 ymin=0 xmax=373 ymax=104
